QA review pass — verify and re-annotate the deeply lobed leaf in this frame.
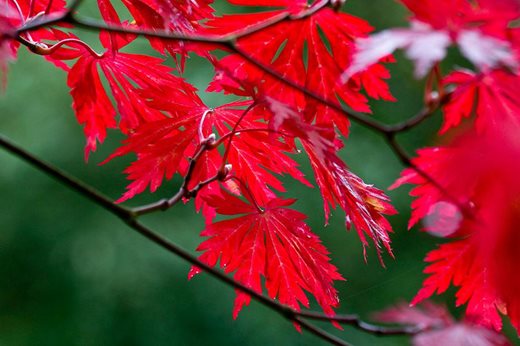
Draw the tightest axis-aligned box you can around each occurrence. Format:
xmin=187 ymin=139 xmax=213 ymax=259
xmin=190 ymin=190 xmax=344 ymax=318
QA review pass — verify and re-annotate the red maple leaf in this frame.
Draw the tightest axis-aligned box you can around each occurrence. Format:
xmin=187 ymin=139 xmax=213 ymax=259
xmin=373 ymin=301 xmax=453 ymax=329
xmin=0 ymin=5 xmax=17 ymax=84
xmin=260 ymin=97 xmax=396 ymax=261
xmin=412 ymin=241 xmax=505 ymax=331
xmin=189 ymin=189 xmax=344 ymax=318
xmin=304 ymin=141 xmax=396 ymax=262
xmin=105 ymin=93 xmax=310 ymax=223
xmin=204 ymin=0 xmax=394 ymax=136
xmin=62 ymin=0 xmax=195 ymax=157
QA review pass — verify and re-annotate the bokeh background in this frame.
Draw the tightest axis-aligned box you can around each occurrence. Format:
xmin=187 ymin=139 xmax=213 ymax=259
xmin=1 ymin=1 xmax=517 ymax=345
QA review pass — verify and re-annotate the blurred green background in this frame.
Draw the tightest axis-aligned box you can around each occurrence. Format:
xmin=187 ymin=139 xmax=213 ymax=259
xmin=1 ymin=1 xmax=516 ymax=345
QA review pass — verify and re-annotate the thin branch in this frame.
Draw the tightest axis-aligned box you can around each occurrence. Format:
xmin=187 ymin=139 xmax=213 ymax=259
xmin=298 ymin=311 xmax=425 ymax=336
xmin=293 ymin=317 xmax=353 ymax=346
xmin=132 ymin=137 xmax=216 ymax=216
xmin=18 ymin=36 xmax=103 ymax=58
xmin=0 ymin=134 xmax=133 ymax=221
xmin=386 ymin=90 xmax=453 ymax=134
xmin=383 ymin=133 xmax=475 ymax=219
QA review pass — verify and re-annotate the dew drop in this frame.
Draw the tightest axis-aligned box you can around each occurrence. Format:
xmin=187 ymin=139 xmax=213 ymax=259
xmin=423 ymin=201 xmax=463 ymax=237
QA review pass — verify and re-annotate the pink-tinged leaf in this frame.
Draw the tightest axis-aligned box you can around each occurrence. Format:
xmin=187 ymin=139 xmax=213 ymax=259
xmin=344 ymin=22 xmax=451 ymax=79
xmin=346 ymin=0 xmax=520 ymax=80
xmin=374 ymin=301 xmax=511 ymax=346
xmin=457 ymin=30 xmax=517 ymax=71
xmin=412 ymin=324 xmax=511 ymax=346
xmin=374 ymin=301 xmax=453 ymax=329
xmin=191 ymin=190 xmax=344 ymax=318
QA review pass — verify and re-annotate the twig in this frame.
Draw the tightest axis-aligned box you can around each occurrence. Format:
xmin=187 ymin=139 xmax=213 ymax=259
xmin=132 ymin=137 xmax=216 ymax=216
xmin=298 ymin=311 xmax=426 ymax=336
xmin=293 ymin=317 xmax=353 ymax=346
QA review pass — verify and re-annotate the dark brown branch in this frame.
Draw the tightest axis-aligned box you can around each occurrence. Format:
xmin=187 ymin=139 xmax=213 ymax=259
xmin=383 ymin=133 xmax=475 ymax=220
xmin=132 ymin=137 xmax=217 ymax=216
xmin=0 ymin=134 xmax=133 ymax=221
xmin=386 ymin=90 xmax=453 ymax=134
xmin=298 ymin=311 xmax=425 ymax=336
xmin=293 ymin=317 xmax=353 ymax=346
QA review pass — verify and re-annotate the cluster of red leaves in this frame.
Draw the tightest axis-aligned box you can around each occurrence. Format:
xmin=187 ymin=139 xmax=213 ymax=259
xmin=5 ymin=0 xmax=520 ymax=341
xmin=2 ymin=0 xmax=400 ymax=319
xmin=381 ymin=0 xmax=520 ymax=337
xmin=392 ymin=125 xmax=520 ymax=333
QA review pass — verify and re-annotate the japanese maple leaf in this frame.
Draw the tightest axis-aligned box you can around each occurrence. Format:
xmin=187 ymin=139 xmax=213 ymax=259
xmin=63 ymin=0 xmax=193 ymax=158
xmin=440 ymin=69 xmax=520 ymax=133
xmin=303 ymin=140 xmax=396 ymax=262
xmin=119 ymin=0 xmax=214 ymax=59
xmin=189 ymin=189 xmax=344 ymax=318
xmin=107 ymin=95 xmax=309 ymax=217
xmin=260 ymin=97 xmax=396 ymax=262
xmin=374 ymin=302 xmax=511 ymax=346
xmin=392 ymin=126 xmax=520 ymax=332
xmin=107 ymin=72 xmax=310 ymax=210
xmin=344 ymin=0 xmax=519 ymax=79
xmin=412 ymin=241 xmax=505 ymax=331
xmin=204 ymin=0 xmax=394 ymax=137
